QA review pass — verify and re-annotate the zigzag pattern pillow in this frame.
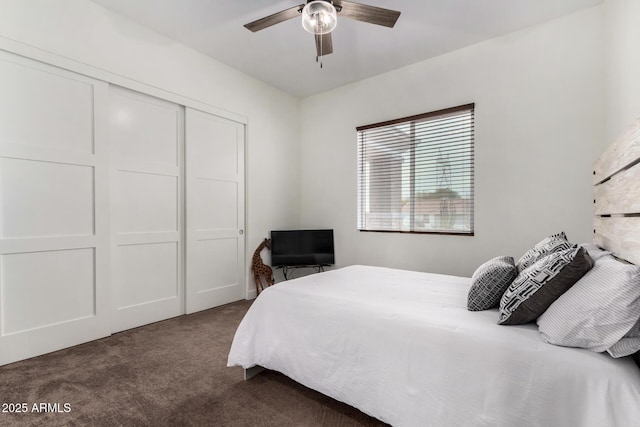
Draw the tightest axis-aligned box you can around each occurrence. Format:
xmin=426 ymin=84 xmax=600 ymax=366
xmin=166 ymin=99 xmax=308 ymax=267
xmin=467 ymin=256 xmax=517 ymax=311
xmin=499 ymin=245 xmax=593 ymax=325
xmin=516 ymin=232 xmax=571 ymax=272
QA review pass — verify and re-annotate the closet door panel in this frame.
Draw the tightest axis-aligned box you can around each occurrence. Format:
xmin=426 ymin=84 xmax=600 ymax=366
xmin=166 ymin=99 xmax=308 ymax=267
xmin=196 ymin=179 xmax=238 ymax=230
xmin=186 ymin=108 xmax=245 ymax=313
xmin=113 ymin=242 xmax=178 ymax=307
xmin=2 ymin=249 xmax=95 ymax=334
xmin=190 ymin=118 xmax=238 ymax=177
xmin=193 ymin=239 xmax=238 ymax=292
xmin=0 ymin=52 xmax=110 ymax=366
xmin=109 ymin=87 xmax=183 ymax=333
xmin=115 ymin=171 xmax=178 ymax=233
xmin=0 ymin=58 xmax=94 ymax=153
xmin=110 ymin=92 xmax=178 ymax=166
xmin=0 ymin=158 xmax=94 ymax=238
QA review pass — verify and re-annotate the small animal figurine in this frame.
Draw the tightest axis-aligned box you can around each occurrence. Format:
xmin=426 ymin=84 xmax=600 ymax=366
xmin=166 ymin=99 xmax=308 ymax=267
xmin=252 ymin=238 xmax=275 ymax=295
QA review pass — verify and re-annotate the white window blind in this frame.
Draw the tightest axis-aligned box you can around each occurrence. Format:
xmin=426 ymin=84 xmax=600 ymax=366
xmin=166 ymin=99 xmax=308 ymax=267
xmin=357 ymin=103 xmax=474 ymax=234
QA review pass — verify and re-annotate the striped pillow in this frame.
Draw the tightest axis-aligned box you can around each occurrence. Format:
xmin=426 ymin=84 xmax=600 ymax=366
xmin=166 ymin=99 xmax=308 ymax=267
xmin=537 ymin=254 xmax=640 ymax=353
xmin=608 ymin=317 xmax=640 ymax=358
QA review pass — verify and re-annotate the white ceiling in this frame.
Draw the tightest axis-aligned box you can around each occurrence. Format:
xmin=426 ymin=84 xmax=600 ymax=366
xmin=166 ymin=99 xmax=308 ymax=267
xmin=90 ymin=0 xmax=602 ymax=98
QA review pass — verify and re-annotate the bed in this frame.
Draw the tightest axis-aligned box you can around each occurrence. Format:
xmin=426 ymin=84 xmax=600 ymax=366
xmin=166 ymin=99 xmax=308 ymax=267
xmin=228 ymin=117 xmax=640 ymax=427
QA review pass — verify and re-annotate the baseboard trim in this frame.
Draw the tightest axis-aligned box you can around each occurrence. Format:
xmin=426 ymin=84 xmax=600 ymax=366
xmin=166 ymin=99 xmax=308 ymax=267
xmin=246 ymin=288 xmax=257 ymax=300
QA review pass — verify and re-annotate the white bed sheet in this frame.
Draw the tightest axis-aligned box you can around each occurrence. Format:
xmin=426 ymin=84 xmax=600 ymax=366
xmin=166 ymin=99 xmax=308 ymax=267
xmin=228 ymin=265 xmax=640 ymax=427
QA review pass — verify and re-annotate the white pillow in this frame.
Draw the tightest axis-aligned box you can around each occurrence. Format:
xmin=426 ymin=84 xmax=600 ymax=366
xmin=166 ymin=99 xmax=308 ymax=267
xmin=608 ymin=317 xmax=640 ymax=358
xmin=580 ymin=243 xmax=613 ymax=261
xmin=537 ymin=254 xmax=640 ymax=353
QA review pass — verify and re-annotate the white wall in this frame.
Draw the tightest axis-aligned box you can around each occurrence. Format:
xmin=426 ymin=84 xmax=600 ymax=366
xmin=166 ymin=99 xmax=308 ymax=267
xmin=0 ymin=0 xmax=301 ymax=295
xmin=0 ymin=1 xmax=619 ymax=282
xmin=603 ymin=0 xmax=640 ymax=142
xmin=299 ymin=7 xmax=605 ymax=277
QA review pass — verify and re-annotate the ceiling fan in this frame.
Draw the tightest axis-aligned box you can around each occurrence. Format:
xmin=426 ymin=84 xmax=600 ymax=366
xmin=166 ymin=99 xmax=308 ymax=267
xmin=244 ymin=1 xmax=401 ymax=59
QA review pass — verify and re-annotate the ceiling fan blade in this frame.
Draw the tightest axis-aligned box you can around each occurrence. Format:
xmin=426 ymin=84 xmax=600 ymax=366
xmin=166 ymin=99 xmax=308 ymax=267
xmin=334 ymin=0 xmax=401 ymax=28
xmin=244 ymin=4 xmax=304 ymax=32
xmin=315 ymin=33 xmax=333 ymax=57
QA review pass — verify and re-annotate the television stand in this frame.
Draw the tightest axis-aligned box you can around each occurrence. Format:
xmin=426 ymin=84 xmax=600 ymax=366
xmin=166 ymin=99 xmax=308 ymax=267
xmin=277 ymin=265 xmax=327 ymax=280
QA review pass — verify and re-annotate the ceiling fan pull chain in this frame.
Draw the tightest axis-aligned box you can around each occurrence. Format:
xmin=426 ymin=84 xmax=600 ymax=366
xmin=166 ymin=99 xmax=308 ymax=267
xmin=319 ymin=33 xmax=323 ymax=69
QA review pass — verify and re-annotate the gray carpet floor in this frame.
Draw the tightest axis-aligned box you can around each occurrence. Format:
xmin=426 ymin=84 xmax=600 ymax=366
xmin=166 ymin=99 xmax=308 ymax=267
xmin=0 ymin=300 xmax=387 ymax=426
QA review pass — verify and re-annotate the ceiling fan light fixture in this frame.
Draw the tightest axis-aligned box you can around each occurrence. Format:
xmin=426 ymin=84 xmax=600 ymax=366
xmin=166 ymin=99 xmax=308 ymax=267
xmin=302 ymin=1 xmax=337 ymax=35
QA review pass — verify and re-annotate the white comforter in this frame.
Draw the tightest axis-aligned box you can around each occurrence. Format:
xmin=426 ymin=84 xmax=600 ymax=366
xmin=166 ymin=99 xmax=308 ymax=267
xmin=228 ymin=265 xmax=640 ymax=427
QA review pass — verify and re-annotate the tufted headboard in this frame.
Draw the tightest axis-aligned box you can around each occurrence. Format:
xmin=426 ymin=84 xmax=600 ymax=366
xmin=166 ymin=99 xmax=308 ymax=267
xmin=593 ymin=117 xmax=640 ymax=265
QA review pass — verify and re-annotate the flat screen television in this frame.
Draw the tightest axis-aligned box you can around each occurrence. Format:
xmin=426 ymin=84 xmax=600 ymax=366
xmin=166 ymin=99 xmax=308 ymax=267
xmin=270 ymin=229 xmax=335 ymax=267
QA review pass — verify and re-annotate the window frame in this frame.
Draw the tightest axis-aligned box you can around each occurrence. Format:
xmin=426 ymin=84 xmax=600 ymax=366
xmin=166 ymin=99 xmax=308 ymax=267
xmin=356 ymin=103 xmax=475 ymax=236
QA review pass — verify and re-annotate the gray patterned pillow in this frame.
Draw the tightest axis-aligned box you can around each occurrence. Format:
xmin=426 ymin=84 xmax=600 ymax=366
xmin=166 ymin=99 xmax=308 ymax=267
xmin=516 ymin=232 xmax=571 ymax=272
xmin=499 ymin=245 xmax=593 ymax=325
xmin=467 ymin=256 xmax=517 ymax=311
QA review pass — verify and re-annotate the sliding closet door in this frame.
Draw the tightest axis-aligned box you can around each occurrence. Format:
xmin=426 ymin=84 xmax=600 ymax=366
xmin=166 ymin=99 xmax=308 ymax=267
xmin=185 ymin=108 xmax=245 ymax=313
xmin=0 ymin=52 xmax=110 ymax=365
xmin=109 ymin=87 xmax=184 ymax=332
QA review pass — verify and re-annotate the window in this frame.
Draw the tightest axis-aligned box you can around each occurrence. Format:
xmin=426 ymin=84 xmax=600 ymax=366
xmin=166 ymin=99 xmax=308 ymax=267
xmin=357 ymin=103 xmax=474 ymax=235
